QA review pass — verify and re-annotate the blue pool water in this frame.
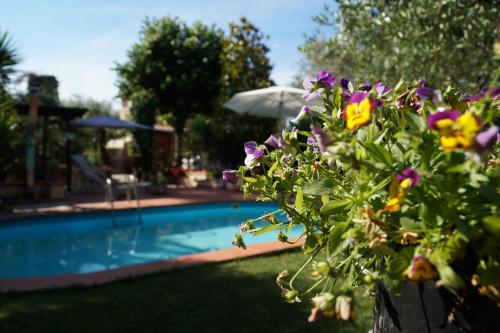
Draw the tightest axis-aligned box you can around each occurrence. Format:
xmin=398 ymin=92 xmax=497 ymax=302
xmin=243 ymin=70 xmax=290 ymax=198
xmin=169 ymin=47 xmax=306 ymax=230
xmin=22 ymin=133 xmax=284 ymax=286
xmin=0 ymin=202 xmax=297 ymax=278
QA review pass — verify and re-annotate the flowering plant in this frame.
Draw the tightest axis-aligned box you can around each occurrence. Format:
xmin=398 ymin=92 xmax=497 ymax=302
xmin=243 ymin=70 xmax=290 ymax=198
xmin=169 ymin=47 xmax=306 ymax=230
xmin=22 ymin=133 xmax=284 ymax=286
xmin=224 ymin=71 xmax=499 ymax=322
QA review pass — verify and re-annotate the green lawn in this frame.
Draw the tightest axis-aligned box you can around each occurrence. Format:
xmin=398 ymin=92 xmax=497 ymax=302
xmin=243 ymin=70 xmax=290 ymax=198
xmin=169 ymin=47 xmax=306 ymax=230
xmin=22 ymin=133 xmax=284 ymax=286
xmin=0 ymin=251 xmax=373 ymax=333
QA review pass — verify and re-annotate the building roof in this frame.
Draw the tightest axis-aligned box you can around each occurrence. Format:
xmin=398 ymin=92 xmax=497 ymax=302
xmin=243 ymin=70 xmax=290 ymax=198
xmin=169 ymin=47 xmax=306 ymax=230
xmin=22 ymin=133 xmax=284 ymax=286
xmin=14 ymin=103 xmax=87 ymax=119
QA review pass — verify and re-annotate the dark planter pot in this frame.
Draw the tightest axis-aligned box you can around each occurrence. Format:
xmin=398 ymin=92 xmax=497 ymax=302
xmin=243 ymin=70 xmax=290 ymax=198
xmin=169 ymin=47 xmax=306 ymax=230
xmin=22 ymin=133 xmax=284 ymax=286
xmin=373 ymin=280 xmax=500 ymax=333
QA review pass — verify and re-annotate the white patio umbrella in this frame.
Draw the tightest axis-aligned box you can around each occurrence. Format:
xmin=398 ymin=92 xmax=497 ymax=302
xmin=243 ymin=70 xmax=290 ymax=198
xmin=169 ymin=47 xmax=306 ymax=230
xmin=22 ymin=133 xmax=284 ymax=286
xmin=223 ymin=86 xmax=312 ymax=119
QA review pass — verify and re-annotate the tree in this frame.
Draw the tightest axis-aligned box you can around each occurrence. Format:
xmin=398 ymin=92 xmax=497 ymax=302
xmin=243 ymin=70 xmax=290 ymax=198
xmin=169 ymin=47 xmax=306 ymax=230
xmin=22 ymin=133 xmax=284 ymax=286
xmin=0 ymin=29 xmax=19 ymax=89
xmin=115 ymin=16 xmax=223 ymax=163
xmin=185 ymin=17 xmax=277 ymax=169
xmin=64 ymin=97 xmax=115 ymax=164
xmin=298 ymin=0 xmax=499 ymax=91
xmin=0 ymin=30 xmax=21 ymax=181
xmin=129 ymin=90 xmax=157 ymax=177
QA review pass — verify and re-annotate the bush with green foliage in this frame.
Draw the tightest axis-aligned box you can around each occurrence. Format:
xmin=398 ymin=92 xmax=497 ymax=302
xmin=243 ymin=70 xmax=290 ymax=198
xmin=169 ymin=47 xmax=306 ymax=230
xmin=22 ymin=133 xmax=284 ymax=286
xmin=299 ymin=0 xmax=498 ymax=91
xmin=229 ymin=70 xmax=499 ymax=322
xmin=115 ymin=16 xmax=223 ymax=163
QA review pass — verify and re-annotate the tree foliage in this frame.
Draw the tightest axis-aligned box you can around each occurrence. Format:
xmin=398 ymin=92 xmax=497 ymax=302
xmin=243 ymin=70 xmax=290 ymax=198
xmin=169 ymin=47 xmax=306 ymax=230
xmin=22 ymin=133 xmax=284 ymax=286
xmin=115 ymin=16 xmax=223 ymax=162
xmin=0 ymin=30 xmax=22 ymax=181
xmin=185 ymin=18 xmax=277 ymax=170
xmin=299 ymin=0 xmax=499 ymax=91
xmin=129 ymin=90 xmax=157 ymax=176
xmin=0 ymin=29 xmax=19 ymax=89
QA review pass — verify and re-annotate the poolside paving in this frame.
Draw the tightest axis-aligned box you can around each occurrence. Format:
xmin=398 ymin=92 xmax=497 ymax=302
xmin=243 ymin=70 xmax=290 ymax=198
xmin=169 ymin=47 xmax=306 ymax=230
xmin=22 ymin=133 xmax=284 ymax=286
xmin=2 ymin=187 xmax=246 ymax=220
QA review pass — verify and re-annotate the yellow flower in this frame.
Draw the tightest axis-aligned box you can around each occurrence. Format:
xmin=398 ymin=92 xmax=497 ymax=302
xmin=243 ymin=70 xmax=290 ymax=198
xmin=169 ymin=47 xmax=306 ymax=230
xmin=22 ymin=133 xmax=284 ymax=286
xmin=428 ymin=111 xmax=481 ymax=151
xmin=403 ymin=256 xmax=438 ymax=283
xmin=384 ymin=194 xmax=403 ymax=212
xmin=343 ymin=92 xmax=376 ymax=131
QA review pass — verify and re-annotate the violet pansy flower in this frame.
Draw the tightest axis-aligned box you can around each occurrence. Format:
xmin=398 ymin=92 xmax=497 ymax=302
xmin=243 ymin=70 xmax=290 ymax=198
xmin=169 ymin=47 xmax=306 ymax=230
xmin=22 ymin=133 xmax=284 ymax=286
xmin=375 ymin=82 xmax=391 ymax=95
xmin=310 ymin=125 xmax=332 ymax=153
xmin=264 ymin=134 xmax=285 ymax=150
xmin=360 ymin=82 xmax=373 ymax=92
xmin=397 ymin=168 xmax=420 ymax=189
xmin=466 ymin=86 xmax=500 ymax=102
xmin=427 ymin=110 xmax=460 ymax=130
xmin=416 ymin=86 xmax=435 ymax=100
xmin=244 ymin=141 xmax=264 ymax=167
xmin=222 ymin=169 xmax=238 ymax=184
xmin=302 ymin=71 xmax=336 ymax=101
xmin=316 ymin=70 xmax=336 ymax=88
xmin=302 ymin=75 xmax=320 ymax=101
xmin=476 ymin=126 xmax=499 ymax=150
xmin=293 ymin=106 xmax=310 ymax=122
xmin=244 ymin=141 xmax=258 ymax=155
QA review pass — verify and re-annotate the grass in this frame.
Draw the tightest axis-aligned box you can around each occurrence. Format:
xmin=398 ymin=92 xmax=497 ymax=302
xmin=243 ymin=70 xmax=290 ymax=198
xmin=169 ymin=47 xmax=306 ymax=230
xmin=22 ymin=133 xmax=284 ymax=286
xmin=0 ymin=251 xmax=373 ymax=333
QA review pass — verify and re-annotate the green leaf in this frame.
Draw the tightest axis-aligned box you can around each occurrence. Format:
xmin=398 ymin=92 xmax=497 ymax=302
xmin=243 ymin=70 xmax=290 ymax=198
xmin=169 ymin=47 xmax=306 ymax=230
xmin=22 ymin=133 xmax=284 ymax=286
xmin=435 ymin=261 xmax=465 ymax=291
xmin=327 ymin=221 xmax=350 ymax=255
xmin=387 ymin=247 xmax=414 ymax=278
xmin=303 ymin=178 xmax=339 ymax=195
xmin=303 ymin=233 xmax=320 ymax=254
xmin=321 ymin=200 xmax=351 ymax=215
xmin=483 ymin=216 xmax=500 ymax=238
xmin=295 ymin=188 xmax=304 ymax=212
xmin=364 ymin=142 xmax=394 ymax=167
xmin=243 ymin=177 xmax=257 ymax=183
xmin=267 ymin=160 xmax=279 ymax=177
xmin=402 ymin=111 xmax=425 ymax=131
xmin=399 ymin=217 xmax=422 ymax=231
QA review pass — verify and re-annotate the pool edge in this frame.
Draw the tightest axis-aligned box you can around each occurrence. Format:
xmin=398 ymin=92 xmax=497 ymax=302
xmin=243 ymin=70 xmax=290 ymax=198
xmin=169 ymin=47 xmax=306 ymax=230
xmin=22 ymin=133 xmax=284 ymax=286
xmin=0 ymin=239 xmax=302 ymax=293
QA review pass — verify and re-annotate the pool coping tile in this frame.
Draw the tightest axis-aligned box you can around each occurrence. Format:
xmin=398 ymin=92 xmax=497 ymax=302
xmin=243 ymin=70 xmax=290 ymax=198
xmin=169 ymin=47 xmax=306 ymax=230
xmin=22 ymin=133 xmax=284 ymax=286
xmin=0 ymin=239 xmax=302 ymax=293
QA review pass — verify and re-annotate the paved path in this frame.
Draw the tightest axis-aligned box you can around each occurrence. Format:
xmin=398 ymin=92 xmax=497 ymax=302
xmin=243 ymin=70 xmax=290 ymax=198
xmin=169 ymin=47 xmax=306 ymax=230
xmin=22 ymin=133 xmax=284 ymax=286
xmin=2 ymin=188 xmax=246 ymax=220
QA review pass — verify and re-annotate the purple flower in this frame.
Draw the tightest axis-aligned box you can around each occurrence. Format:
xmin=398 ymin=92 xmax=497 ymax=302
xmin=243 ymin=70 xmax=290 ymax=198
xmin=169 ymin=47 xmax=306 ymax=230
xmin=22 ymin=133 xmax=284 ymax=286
xmin=222 ymin=169 xmax=238 ymax=184
xmin=244 ymin=141 xmax=258 ymax=155
xmin=302 ymin=75 xmax=320 ymax=101
xmin=360 ymin=82 xmax=373 ymax=91
xmin=397 ymin=168 xmax=420 ymax=188
xmin=427 ymin=110 xmax=461 ymax=130
xmin=302 ymin=71 xmax=336 ymax=100
xmin=310 ymin=125 xmax=332 ymax=153
xmin=265 ymin=134 xmax=285 ymax=150
xmin=375 ymin=82 xmax=391 ymax=95
xmin=340 ymin=78 xmax=353 ymax=100
xmin=253 ymin=148 xmax=264 ymax=159
xmin=349 ymin=91 xmax=370 ymax=104
xmin=244 ymin=141 xmax=264 ymax=167
xmin=341 ymin=78 xmax=350 ymax=89
xmin=476 ymin=126 xmax=499 ymax=150
xmin=416 ymin=87 xmax=435 ymax=100
xmin=306 ymin=137 xmax=316 ymax=145
xmin=467 ymin=87 xmax=500 ymax=102
xmin=293 ymin=105 xmax=310 ymax=122
xmin=316 ymin=70 xmax=336 ymax=88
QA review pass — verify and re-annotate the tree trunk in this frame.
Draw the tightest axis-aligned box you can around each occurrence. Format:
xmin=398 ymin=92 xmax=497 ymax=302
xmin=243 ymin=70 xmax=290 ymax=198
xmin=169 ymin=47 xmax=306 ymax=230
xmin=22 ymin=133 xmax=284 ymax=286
xmin=175 ymin=116 xmax=186 ymax=165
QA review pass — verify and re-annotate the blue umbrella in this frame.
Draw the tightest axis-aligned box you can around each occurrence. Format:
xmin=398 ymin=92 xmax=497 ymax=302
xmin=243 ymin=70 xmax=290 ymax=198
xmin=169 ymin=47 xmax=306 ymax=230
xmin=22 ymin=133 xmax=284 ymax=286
xmin=70 ymin=115 xmax=151 ymax=130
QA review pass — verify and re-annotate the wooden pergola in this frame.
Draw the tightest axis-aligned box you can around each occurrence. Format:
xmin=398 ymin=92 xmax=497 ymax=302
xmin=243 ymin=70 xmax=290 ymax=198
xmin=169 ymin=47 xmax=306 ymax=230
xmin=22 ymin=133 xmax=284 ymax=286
xmin=15 ymin=103 xmax=87 ymax=193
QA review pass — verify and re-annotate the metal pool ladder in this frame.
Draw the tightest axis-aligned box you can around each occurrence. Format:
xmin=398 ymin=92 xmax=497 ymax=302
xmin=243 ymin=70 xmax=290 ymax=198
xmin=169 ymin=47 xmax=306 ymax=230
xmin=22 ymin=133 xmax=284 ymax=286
xmin=105 ymin=176 xmax=143 ymax=228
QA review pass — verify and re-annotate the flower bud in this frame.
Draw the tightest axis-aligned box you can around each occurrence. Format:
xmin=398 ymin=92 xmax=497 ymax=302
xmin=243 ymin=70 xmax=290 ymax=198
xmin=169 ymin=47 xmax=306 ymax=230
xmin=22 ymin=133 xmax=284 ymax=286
xmin=231 ymin=234 xmax=246 ymax=249
xmin=315 ymin=261 xmax=331 ymax=277
xmin=283 ymin=289 xmax=300 ymax=303
xmin=335 ymin=295 xmax=354 ymax=321
xmin=277 ymin=231 xmax=288 ymax=243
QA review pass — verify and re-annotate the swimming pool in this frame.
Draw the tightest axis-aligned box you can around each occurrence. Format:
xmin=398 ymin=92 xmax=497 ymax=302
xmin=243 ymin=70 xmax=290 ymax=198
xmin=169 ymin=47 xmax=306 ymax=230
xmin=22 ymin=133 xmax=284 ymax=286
xmin=0 ymin=202 xmax=296 ymax=279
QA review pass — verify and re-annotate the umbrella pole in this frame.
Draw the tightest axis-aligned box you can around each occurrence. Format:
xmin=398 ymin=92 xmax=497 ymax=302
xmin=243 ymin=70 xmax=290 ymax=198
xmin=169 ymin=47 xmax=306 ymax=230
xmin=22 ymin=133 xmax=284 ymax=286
xmin=278 ymin=91 xmax=285 ymax=130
